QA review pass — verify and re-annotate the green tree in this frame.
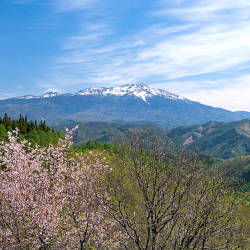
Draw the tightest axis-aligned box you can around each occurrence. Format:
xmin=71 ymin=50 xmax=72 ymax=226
xmin=102 ymin=131 xmax=248 ymax=249
xmin=0 ymin=124 xmax=6 ymax=140
xmin=0 ymin=114 xmax=62 ymax=147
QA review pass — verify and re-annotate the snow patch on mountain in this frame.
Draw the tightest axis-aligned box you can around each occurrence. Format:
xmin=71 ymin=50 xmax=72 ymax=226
xmin=41 ymin=92 xmax=59 ymax=98
xmin=77 ymin=83 xmax=186 ymax=102
xmin=15 ymin=83 xmax=186 ymax=102
xmin=17 ymin=92 xmax=59 ymax=99
xmin=16 ymin=95 xmax=38 ymax=100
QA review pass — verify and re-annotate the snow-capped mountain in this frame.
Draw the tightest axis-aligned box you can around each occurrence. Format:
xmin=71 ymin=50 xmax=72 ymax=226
xmin=41 ymin=92 xmax=59 ymax=98
xmin=16 ymin=95 xmax=38 ymax=100
xmin=2 ymin=83 xmax=250 ymax=129
xmin=76 ymin=83 xmax=185 ymax=102
xmin=17 ymin=92 xmax=59 ymax=99
xmin=16 ymin=83 xmax=185 ymax=103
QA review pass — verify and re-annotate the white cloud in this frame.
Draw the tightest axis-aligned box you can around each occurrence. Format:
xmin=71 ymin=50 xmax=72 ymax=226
xmin=48 ymin=20 xmax=250 ymax=85
xmin=40 ymin=0 xmax=250 ymax=111
xmin=152 ymin=75 xmax=250 ymax=112
xmin=155 ymin=0 xmax=250 ymax=21
xmin=184 ymin=76 xmax=250 ymax=112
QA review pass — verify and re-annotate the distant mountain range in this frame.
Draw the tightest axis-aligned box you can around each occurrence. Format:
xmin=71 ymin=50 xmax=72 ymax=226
xmin=1 ymin=83 xmax=250 ymax=129
xmin=14 ymin=83 xmax=186 ymax=102
xmin=54 ymin=119 xmax=250 ymax=159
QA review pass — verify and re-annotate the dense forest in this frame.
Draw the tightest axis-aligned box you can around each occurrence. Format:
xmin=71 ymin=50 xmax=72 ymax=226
xmin=0 ymin=113 xmax=62 ymax=146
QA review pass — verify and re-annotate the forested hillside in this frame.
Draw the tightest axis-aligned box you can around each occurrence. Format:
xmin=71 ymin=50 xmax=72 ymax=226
xmin=64 ymin=120 xmax=250 ymax=194
xmin=53 ymin=120 xmax=250 ymax=159
xmin=0 ymin=126 xmax=249 ymax=248
xmin=0 ymin=114 xmax=62 ymax=146
xmin=218 ymin=154 xmax=250 ymax=192
xmin=72 ymin=121 xmax=169 ymax=145
xmin=167 ymin=119 xmax=250 ymax=159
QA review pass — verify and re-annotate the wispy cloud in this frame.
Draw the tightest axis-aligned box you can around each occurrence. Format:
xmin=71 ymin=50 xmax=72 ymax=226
xmin=158 ymin=75 xmax=250 ymax=112
xmin=54 ymin=0 xmax=96 ymax=12
xmin=39 ymin=0 xmax=250 ymax=110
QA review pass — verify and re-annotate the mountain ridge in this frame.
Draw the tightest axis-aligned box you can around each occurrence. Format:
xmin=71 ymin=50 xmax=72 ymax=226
xmin=53 ymin=119 xmax=250 ymax=159
xmin=168 ymin=119 xmax=250 ymax=158
xmin=1 ymin=83 xmax=250 ymax=129
xmin=13 ymin=83 xmax=186 ymax=103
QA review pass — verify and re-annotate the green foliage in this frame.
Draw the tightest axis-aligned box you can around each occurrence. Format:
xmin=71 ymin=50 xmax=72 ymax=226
xmin=25 ymin=129 xmax=62 ymax=147
xmin=242 ymin=182 xmax=250 ymax=192
xmin=0 ymin=121 xmax=249 ymax=247
xmin=55 ymin=120 xmax=250 ymax=159
xmin=0 ymin=124 xmax=6 ymax=141
xmin=103 ymin=133 xmax=249 ymax=249
xmin=168 ymin=119 xmax=250 ymax=159
xmin=54 ymin=121 xmax=169 ymax=145
xmin=0 ymin=113 xmax=51 ymax=134
xmin=74 ymin=140 xmax=121 ymax=155
xmin=0 ymin=113 xmax=62 ymax=146
xmin=218 ymin=154 xmax=250 ymax=192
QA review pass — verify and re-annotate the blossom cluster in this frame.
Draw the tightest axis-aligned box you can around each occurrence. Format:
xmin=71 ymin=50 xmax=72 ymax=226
xmin=0 ymin=126 xmax=123 ymax=249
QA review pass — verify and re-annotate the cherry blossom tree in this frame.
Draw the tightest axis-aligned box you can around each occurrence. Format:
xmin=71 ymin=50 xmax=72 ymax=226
xmin=0 ymin=126 xmax=124 ymax=249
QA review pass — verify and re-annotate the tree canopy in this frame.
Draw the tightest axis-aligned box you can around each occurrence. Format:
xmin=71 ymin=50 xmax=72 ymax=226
xmin=0 ymin=114 xmax=62 ymax=146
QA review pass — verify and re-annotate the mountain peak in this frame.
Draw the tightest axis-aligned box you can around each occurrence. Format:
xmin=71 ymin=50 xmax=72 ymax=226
xmin=41 ymin=92 xmax=58 ymax=98
xmin=16 ymin=92 xmax=59 ymax=100
xmin=123 ymin=82 xmax=148 ymax=88
xmin=77 ymin=83 xmax=186 ymax=102
xmin=14 ymin=83 xmax=186 ymax=102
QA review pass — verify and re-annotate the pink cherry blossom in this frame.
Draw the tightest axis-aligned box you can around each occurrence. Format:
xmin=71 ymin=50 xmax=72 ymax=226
xmin=0 ymin=126 xmax=125 ymax=249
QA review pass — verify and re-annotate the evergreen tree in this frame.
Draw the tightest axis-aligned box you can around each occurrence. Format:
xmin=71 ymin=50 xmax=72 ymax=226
xmin=0 ymin=114 xmax=62 ymax=146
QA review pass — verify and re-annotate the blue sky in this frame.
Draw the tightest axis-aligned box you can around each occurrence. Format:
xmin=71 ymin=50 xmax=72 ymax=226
xmin=1 ymin=0 xmax=250 ymax=111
